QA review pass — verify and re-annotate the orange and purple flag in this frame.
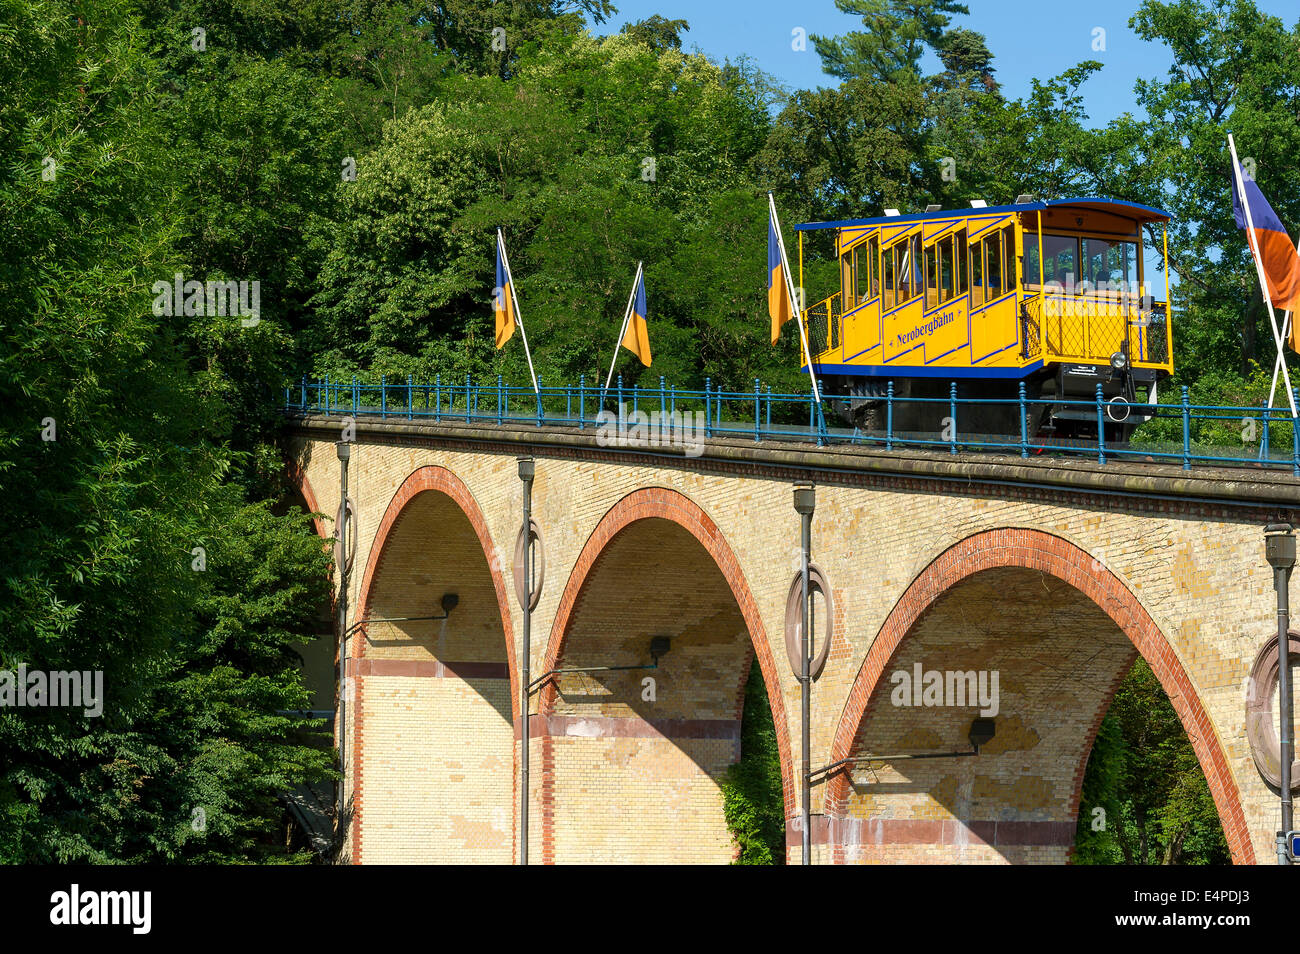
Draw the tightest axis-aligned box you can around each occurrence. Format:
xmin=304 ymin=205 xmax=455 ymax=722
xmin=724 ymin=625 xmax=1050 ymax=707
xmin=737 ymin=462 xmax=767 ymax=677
xmin=768 ymin=211 xmax=793 ymax=344
xmin=1232 ymin=160 xmax=1300 ymax=343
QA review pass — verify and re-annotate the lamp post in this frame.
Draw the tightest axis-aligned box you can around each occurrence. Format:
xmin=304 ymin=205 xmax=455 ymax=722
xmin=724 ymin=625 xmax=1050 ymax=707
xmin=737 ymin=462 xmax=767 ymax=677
xmin=793 ymin=482 xmax=816 ymax=865
xmin=518 ymin=456 xmax=535 ymax=865
xmin=1265 ymin=522 xmax=1295 ymax=865
xmin=335 ymin=440 xmax=351 ymax=829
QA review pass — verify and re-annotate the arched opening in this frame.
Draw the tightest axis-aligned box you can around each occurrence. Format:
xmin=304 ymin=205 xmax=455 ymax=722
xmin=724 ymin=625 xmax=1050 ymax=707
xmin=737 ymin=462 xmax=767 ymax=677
xmin=352 ymin=466 xmax=517 ymax=864
xmin=538 ymin=489 xmax=793 ymax=864
xmin=280 ymin=470 xmax=336 ymax=717
xmin=826 ymin=528 xmax=1251 ymax=865
xmin=280 ymin=465 xmax=338 ymax=857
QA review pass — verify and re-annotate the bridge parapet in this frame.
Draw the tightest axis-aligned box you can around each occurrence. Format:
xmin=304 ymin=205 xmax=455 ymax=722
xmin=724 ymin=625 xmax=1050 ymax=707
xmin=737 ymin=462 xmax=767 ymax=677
xmin=286 ymin=411 xmax=1299 ymax=513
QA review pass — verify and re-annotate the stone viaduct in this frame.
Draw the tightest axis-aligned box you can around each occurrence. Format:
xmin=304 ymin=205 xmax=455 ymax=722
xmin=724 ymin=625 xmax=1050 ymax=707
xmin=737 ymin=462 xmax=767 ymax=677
xmin=284 ymin=412 xmax=1298 ymax=865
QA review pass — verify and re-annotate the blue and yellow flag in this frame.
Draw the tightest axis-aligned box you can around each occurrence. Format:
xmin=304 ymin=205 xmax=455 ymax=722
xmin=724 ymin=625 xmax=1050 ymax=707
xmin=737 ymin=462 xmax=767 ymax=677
xmin=768 ymin=211 xmax=793 ymax=345
xmin=494 ymin=233 xmax=516 ymax=349
xmin=621 ymin=268 xmax=651 ymax=366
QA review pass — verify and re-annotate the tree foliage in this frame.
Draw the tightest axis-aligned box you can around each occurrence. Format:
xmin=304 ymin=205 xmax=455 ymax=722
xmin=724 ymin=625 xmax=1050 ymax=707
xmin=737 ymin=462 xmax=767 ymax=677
xmin=721 ymin=661 xmax=786 ymax=865
xmin=0 ymin=0 xmax=332 ymax=863
xmin=811 ymin=0 xmax=971 ymax=85
xmin=308 ymin=28 xmax=800 ymax=393
xmin=1121 ymin=0 xmax=1300 ymax=381
xmin=1074 ymin=660 xmax=1229 ymax=865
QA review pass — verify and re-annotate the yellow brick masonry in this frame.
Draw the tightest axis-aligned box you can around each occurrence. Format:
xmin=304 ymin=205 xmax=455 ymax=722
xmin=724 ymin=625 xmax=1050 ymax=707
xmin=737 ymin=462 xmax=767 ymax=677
xmin=289 ymin=427 xmax=1297 ymax=865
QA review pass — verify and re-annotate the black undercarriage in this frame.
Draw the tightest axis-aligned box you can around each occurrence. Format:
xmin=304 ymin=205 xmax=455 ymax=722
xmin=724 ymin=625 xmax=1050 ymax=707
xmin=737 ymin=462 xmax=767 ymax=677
xmin=822 ymin=363 xmax=1164 ymax=444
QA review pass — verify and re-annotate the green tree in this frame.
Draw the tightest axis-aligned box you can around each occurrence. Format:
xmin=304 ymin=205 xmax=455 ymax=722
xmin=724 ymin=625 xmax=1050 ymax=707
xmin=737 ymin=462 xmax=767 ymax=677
xmin=791 ymin=0 xmax=972 ymax=222
xmin=0 ymin=0 xmax=332 ymax=863
xmin=761 ymin=81 xmax=931 ymax=222
xmin=781 ymin=0 xmax=1118 ymax=225
xmin=1074 ymin=660 xmax=1229 ymax=865
xmin=937 ymin=62 xmax=1142 ymax=207
xmin=811 ymin=0 xmax=970 ymax=85
xmin=935 ymin=26 xmax=995 ymax=90
xmin=1122 ymin=0 xmax=1300 ymax=380
xmin=309 ymin=28 xmax=796 ymax=393
xmin=721 ymin=661 xmax=786 ymax=864
xmin=620 ymin=15 xmax=690 ymax=51
xmin=1073 ymin=709 xmax=1127 ymax=864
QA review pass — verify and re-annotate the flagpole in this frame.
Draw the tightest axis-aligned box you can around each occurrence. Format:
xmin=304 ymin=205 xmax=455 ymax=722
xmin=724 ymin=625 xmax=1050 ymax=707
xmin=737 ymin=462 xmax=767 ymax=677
xmin=499 ymin=229 xmax=539 ymax=396
xmin=769 ymin=193 xmax=821 ymax=403
xmin=1266 ymin=243 xmax=1297 ymax=409
xmin=602 ymin=261 xmax=641 ymax=398
xmin=1268 ymin=312 xmax=1291 ymax=410
xmin=1272 ymin=245 xmax=1300 ymax=409
xmin=1263 ymin=311 xmax=1289 ymax=459
xmin=1228 ymin=136 xmax=1297 ymax=416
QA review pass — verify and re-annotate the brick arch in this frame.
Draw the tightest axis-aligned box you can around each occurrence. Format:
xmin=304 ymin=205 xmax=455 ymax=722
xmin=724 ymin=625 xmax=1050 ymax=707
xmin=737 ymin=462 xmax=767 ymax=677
xmin=284 ymin=457 xmax=327 ymax=539
xmin=538 ymin=486 xmax=795 ymax=859
xmin=356 ymin=464 xmax=519 ymax=719
xmin=351 ymin=464 xmax=519 ymax=864
xmin=825 ymin=527 xmax=1254 ymax=866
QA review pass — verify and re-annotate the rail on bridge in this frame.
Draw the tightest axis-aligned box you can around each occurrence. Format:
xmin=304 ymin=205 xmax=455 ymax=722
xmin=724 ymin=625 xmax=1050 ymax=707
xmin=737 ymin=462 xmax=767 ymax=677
xmin=285 ymin=375 xmax=1300 ymax=474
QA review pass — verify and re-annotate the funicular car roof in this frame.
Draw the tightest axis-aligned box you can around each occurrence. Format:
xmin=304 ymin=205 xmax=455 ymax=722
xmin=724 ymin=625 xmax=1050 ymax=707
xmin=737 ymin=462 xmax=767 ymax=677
xmin=793 ymin=197 xmax=1172 ymax=232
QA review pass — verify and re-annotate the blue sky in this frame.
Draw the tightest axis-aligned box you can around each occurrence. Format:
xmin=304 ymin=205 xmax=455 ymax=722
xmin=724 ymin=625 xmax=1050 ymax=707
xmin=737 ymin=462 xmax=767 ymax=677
xmin=598 ymin=0 xmax=1299 ymax=128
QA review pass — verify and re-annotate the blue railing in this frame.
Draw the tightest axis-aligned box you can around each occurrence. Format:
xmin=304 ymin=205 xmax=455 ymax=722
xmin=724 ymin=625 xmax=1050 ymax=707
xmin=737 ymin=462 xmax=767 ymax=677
xmin=283 ymin=374 xmax=1300 ymax=475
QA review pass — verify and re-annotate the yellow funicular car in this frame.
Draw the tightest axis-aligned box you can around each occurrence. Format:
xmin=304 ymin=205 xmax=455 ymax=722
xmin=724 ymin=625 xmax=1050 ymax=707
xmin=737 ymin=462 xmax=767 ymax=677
xmin=796 ymin=197 xmax=1173 ymax=441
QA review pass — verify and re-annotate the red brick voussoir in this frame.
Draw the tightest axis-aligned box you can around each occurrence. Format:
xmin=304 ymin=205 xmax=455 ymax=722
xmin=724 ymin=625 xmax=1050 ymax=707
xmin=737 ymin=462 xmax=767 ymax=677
xmin=284 ymin=456 xmax=328 ymax=540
